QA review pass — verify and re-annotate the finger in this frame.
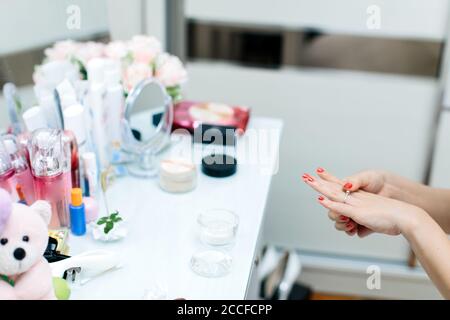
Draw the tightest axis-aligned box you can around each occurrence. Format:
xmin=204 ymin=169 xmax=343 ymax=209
xmin=328 ymin=210 xmax=349 ymax=222
xmin=335 ymin=221 xmax=355 ymax=231
xmin=304 ymin=174 xmax=346 ymax=202
xmin=318 ymin=196 xmax=358 ymax=220
xmin=346 ymin=226 xmax=358 ymax=236
xmin=342 ymin=171 xmax=375 ymax=192
xmin=357 ymin=226 xmax=373 ymax=238
xmin=316 ymin=167 xmax=343 ymax=184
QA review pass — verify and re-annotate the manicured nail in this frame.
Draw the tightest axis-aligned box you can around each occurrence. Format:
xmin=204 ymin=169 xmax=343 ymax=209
xmin=318 ymin=196 xmax=324 ymax=201
xmin=308 ymin=177 xmax=314 ymax=182
xmin=343 ymin=182 xmax=353 ymax=190
xmin=340 ymin=216 xmax=348 ymax=221
xmin=316 ymin=167 xmax=324 ymax=173
xmin=346 ymin=222 xmax=353 ymax=229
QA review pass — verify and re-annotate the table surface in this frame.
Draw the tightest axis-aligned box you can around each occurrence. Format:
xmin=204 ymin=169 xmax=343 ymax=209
xmin=69 ymin=117 xmax=283 ymax=300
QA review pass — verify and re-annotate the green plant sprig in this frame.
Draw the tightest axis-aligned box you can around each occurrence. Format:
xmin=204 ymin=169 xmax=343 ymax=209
xmin=97 ymin=211 xmax=123 ymax=234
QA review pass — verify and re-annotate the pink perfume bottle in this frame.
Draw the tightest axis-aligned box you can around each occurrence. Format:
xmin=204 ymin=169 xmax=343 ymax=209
xmin=30 ymin=129 xmax=70 ymax=228
xmin=0 ymin=140 xmax=16 ymax=195
xmin=2 ymin=135 xmax=35 ymax=204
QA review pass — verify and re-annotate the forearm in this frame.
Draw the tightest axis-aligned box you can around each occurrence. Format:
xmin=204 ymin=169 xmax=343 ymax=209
xmin=383 ymin=171 xmax=450 ymax=233
xmin=402 ymin=209 xmax=450 ymax=299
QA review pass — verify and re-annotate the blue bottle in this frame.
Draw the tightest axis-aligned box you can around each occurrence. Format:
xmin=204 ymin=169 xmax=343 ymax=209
xmin=69 ymin=188 xmax=86 ymax=236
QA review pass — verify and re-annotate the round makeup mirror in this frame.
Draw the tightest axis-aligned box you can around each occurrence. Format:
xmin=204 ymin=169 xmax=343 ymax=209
xmin=121 ymin=78 xmax=173 ymax=177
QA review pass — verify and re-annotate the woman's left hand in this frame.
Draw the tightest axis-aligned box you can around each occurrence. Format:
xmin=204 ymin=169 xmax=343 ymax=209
xmin=302 ymin=171 xmax=424 ymax=237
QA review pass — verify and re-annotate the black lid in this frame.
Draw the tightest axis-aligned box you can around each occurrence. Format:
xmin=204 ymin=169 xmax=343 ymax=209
xmin=201 ymin=154 xmax=237 ymax=178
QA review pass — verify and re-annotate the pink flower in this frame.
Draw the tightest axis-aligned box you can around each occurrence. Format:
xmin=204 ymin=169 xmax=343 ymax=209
xmin=104 ymin=41 xmax=128 ymax=60
xmin=44 ymin=40 xmax=80 ymax=61
xmin=154 ymin=53 xmax=187 ymax=87
xmin=127 ymin=35 xmax=162 ymax=64
xmin=75 ymin=41 xmax=105 ymax=65
xmin=123 ymin=62 xmax=153 ymax=92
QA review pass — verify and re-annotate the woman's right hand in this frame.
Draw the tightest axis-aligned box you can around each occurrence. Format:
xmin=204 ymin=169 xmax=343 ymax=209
xmin=338 ymin=169 xmax=391 ymax=198
xmin=314 ymin=168 xmax=393 ymax=237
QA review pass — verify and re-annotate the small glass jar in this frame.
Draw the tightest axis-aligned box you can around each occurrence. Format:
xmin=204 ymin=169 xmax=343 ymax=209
xmin=197 ymin=209 xmax=239 ymax=246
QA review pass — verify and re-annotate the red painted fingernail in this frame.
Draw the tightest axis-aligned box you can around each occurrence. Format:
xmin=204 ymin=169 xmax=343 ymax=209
xmin=343 ymin=183 xmax=353 ymax=190
xmin=316 ymin=167 xmax=324 ymax=173
xmin=340 ymin=216 xmax=348 ymax=221
xmin=346 ymin=222 xmax=353 ymax=228
xmin=308 ymin=177 xmax=314 ymax=182
xmin=318 ymin=196 xmax=324 ymax=201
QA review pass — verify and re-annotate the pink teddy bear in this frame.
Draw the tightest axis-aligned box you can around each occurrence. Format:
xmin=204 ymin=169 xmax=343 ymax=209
xmin=0 ymin=188 xmax=55 ymax=300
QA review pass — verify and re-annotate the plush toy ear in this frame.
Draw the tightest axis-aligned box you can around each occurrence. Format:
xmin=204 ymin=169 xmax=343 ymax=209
xmin=30 ymin=200 xmax=52 ymax=226
xmin=0 ymin=189 xmax=12 ymax=235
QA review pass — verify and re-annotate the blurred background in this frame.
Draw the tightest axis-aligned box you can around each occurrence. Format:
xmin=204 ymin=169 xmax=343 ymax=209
xmin=1 ymin=0 xmax=450 ymax=299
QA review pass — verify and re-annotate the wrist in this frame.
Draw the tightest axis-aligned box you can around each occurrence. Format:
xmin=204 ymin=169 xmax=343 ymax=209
xmin=399 ymin=207 xmax=430 ymax=239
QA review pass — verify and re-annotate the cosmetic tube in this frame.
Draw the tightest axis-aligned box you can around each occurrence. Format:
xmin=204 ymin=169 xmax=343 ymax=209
xmin=104 ymin=64 xmax=124 ymax=160
xmin=30 ymin=129 xmax=70 ymax=228
xmin=87 ymin=58 xmax=109 ymax=170
xmin=69 ymin=188 xmax=86 ymax=236
xmin=81 ymin=152 xmax=98 ymax=199
xmin=2 ymin=135 xmax=35 ymax=204
xmin=0 ymin=140 xmax=16 ymax=196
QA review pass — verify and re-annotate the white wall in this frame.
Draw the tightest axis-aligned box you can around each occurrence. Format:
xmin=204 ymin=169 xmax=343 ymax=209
xmin=184 ymin=62 xmax=440 ymax=262
xmin=187 ymin=0 xmax=448 ymax=40
xmin=0 ymin=0 xmax=109 ymax=55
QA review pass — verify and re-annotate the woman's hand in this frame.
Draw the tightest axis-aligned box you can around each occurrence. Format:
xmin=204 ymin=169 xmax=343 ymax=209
xmin=302 ymin=170 xmax=424 ymax=237
xmin=316 ymin=167 xmax=391 ymax=197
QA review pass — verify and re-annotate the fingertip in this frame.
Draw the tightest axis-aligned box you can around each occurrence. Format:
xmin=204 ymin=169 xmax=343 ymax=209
xmin=316 ymin=167 xmax=325 ymax=174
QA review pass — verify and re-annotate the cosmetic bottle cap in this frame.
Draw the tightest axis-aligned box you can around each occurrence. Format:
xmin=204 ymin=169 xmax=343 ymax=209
xmin=23 ymin=106 xmax=48 ymax=132
xmin=0 ymin=140 xmax=13 ymax=175
xmin=30 ymin=129 xmax=63 ymax=177
xmin=41 ymin=61 xmax=77 ymax=88
xmin=56 ymin=79 xmax=78 ymax=109
xmin=2 ymin=138 xmax=17 ymax=155
xmin=63 ymin=104 xmax=86 ymax=145
xmin=104 ymin=61 xmax=121 ymax=87
xmin=82 ymin=152 xmax=97 ymax=173
xmin=87 ymin=59 xmax=106 ymax=86
xmin=71 ymin=188 xmax=83 ymax=206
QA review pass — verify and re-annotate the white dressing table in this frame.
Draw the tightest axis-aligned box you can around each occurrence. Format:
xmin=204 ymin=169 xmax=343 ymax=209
xmin=68 ymin=117 xmax=283 ymax=299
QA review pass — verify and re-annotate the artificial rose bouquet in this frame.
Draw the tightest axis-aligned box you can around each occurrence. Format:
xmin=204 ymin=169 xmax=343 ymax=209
xmin=33 ymin=35 xmax=187 ymax=101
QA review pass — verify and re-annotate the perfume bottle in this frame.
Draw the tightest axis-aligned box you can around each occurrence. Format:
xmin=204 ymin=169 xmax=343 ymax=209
xmin=2 ymin=135 xmax=35 ymax=204
xmin=30 ymin=129 xmax=70 ymax=228
xmin=62 ymin=130 xmax=79 ymax=189
xmin=0 ymin=140 xmax=16 ymax=195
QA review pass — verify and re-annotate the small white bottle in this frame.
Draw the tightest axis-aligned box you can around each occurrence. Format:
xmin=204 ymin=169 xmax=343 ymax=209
xmin=87 ymin=59 xmax=108 ymax=170
xmin=104 ymin=64 xmax=124 ymax=162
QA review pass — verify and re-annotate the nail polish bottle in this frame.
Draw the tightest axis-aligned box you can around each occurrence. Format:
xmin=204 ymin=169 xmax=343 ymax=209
xmin=30 ymin=129 xmax=70 ymax=228
xmin=2 ymin=135 xmax=35 ymax=204
xmin=69 ymin=188 xmax=86 ymax=236
xmin=0 ymin=140 xmax=16 ymax=196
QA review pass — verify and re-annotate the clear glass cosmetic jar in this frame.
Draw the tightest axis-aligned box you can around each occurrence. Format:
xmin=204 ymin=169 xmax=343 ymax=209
xmin=197 ymin=209 xmax=239 ymax=246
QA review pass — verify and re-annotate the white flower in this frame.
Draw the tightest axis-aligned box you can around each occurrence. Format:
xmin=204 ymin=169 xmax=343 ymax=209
xmin=104 ymin=40 xmax=128 ymax=60
xmin=123 ymin=62 xmax=153 ymax=92
xmin=75 ymin=41 xmax=105 ymax=65
xmin=127 ymin=35 xmax=162 ymax=64
xmin=44 ymin=40 xmax=80 ymax=61
xmin=154 ymin=53 xmax=187 ymax=87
